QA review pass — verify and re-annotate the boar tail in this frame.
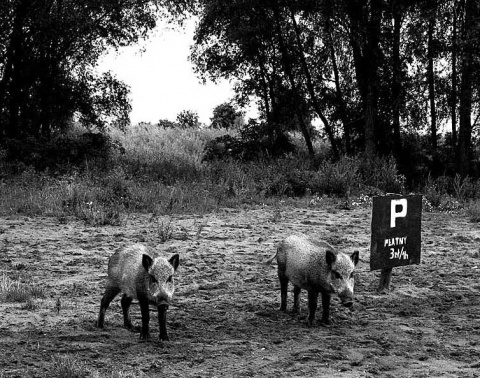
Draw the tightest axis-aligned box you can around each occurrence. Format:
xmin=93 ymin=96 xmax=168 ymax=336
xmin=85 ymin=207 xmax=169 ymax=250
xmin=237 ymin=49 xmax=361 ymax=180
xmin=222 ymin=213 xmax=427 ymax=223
xmin=264 ymin=249 xmax=278 ymax=266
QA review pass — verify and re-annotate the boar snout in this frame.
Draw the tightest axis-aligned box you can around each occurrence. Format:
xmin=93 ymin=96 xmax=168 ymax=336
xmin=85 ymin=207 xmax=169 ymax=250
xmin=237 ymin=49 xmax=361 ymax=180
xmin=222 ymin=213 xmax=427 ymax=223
xmin=157 ymin=298 xmax=170 ymax=307
xmin=339 ymin=292 xmax=354 ymax=307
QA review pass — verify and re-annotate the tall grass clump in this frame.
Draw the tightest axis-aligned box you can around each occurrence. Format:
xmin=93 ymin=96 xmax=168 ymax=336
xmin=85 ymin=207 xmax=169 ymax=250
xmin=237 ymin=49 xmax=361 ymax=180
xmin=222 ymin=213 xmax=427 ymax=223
xmin=422 ymin=174 xmax=479 ymax=211
xmin=48 ymin=355 xmax=92 ymax=378
xmin=0 ymin=272 xmax=45 ymax=303
xmin=358 ymin=154 xmax=406 ymax=194
xmin=315 ymin=156 xmax=360 ymax=196
xmin=466 ymin=200 xmax=480 ymax=222
xmin=44 ymin=355 xmax=145 ymax=378
xmin=110 ymin=123 xmax=229 ymax=183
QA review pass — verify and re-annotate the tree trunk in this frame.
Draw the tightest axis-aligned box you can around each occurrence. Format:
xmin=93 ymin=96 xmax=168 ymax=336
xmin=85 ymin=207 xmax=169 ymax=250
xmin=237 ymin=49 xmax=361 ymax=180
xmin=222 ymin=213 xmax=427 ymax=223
xmin=391 ymin=3 xmax=403 ymax=156
xmin=272 ymin=5 xmax=315 ymax=157
xmin=323 ymin=5 xmax=350 ymax=154
xmin=288 ymin=6 xmax=339 ymax=158
xmin=427 ymin=8 xmax=437 ymax=150
xmin=345 ymin=0 xmax=382 ymax=157
xmin=457 ymin=0 xmax=475 ymax=176
xmin=451 ymin=0 xmax=458 ymax=147
xmin=2 ymin=0 xmax=28 ymax=139
xmin=257 ymin=56 xmax=273 ymax=122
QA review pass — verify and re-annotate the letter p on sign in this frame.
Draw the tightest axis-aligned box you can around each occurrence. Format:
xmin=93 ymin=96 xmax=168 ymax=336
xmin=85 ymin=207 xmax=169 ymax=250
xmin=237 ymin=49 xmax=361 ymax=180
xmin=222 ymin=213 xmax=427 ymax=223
xmin=391 ymin=198 xmax=407 ymax=227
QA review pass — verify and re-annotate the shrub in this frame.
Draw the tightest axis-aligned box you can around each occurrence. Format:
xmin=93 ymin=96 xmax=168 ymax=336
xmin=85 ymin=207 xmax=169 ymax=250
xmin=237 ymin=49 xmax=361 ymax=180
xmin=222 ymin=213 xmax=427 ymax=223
xmin=97 ymin=167 xmax=134 ymax=208
xmin=359 ymin=154 xmax=406 ymax=194
xmin=202 ymin=135 xmax=244 ymax=161
xmin=210 ymin=102 xmax=243 ymax=129
xmin=1 ymin=131 xmax=120 ymax=173
xmin=467 ymin=200 xmax=480 ymax=222
xmin=158 ymin=119 xmax=179 ymax=129
xmin=423 ymin=174 xmax=444 ymax=208
xmin=315 ymin=156 xmax=360 ymax=196
xmin=176 ymin=110 xmax=200 ymax=129
xmin=77 ymin=201 xmax=127 ymax=226
xmin=453 ymin=174 xmax=480 ymax=200
xmin=203 ymin=120 xmax=295 ymax=162
xmin=155 ymin=217 xmax=174 ymax=242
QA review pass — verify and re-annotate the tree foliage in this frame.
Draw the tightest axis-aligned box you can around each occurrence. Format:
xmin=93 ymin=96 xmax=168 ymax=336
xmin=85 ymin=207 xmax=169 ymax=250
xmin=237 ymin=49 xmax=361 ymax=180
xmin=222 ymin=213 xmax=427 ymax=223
xmin=210 ymin=102 xmax=243 ymax=129
xmin=176 ymin=109 xmax=200 ymax=128
xmin=0 ymin=0 xmax=193 ymax=140
xmin=192 ymin=0 xmax=480 ymax=175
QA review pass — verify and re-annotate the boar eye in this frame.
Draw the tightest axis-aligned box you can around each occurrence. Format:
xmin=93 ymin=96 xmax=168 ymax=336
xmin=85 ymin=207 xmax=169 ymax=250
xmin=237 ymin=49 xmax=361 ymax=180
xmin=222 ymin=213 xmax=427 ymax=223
xmin=166 ymin=275 xmax=173 ymax=283
xmin=332 ymin=271 xmax=342 ymax=279
xmin=150 ymin=276 xmax=158 ymax=284
xmin=350 ymin=272 xmax=354 ymax=279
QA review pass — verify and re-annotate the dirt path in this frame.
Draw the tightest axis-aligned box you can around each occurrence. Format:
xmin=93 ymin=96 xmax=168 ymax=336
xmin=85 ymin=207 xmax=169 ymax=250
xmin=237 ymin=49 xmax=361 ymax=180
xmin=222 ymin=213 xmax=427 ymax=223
xmin=0 ymin=202 xmax=479 ymax=377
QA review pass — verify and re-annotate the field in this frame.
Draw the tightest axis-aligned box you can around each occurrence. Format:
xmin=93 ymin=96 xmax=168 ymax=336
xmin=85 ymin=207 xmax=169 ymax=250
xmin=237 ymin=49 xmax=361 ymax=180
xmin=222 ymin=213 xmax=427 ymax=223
xmin=1 ymin=199 xmax=479 ymax=377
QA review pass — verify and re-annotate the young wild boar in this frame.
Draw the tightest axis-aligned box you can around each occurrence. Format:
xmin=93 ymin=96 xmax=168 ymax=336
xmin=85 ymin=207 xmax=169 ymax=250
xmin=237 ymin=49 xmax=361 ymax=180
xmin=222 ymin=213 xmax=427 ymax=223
xmin=96 ymin=244 xmax=180 ymax=341
xmin=267 ymin=234 xmax=359 ymax=326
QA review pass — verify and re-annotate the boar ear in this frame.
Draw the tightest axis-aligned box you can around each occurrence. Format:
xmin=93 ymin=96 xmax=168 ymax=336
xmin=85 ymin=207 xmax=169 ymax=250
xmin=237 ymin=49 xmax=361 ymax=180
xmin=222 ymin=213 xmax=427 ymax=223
xmin=169 ymin=254 xmax=180 ymax=271
xmin=142 ymin=254 xmax=154 ymax=272
xmin=351 ymin=251 xmax=359 ymax=266
xmin=326 ymin=250 xmax=336 ymax=266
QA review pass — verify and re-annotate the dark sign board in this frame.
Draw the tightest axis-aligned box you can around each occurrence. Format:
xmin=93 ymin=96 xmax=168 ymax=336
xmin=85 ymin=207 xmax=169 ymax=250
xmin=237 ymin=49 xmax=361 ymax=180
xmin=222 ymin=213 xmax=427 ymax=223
xmin=370 ymin=195 xmax=422 ymax=271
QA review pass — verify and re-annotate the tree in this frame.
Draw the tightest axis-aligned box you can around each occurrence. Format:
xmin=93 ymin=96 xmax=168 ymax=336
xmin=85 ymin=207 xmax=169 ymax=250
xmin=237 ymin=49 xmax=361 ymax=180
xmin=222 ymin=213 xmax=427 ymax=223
xmin=192 ymin=0 xmax=340 ymax=157
xmin=158 ymin=119 xmax=179 ymax=128
xmin=457 ymin=0 xmax=479 ymax=175
xmin=210 ymin=102 xmax=242 ymax=129
xmin=176 ymin=109 xmax=200 ymax=128
xmin=342 ymin=0 xmax=384 ymax=157
xmin=192 ymin=0 xmax=480 ymax=172
xmin=427 ymin=0 xmax=438 ymax=150
xmin=0 ymin=0 xmax=193 ymax=140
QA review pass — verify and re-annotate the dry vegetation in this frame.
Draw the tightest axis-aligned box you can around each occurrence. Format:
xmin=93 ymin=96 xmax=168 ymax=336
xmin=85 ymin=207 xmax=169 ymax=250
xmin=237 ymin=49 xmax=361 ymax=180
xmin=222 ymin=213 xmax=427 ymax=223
xmin=1 ymin=123 xmax=478 ymax=222
xmin=0 ymin=124 xmax=479 ymax=377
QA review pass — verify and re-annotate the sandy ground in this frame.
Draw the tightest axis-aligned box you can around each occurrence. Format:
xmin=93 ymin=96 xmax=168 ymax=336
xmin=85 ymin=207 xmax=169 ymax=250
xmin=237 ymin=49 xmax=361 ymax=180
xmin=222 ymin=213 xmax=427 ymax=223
xmin=0 ymin=200 xmax=479 ymax=377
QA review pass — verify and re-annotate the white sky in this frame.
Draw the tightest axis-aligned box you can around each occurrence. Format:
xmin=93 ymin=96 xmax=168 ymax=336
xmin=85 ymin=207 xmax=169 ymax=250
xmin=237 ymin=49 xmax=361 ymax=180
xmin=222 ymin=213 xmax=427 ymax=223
xmin=97 ymin=19 xmax=256 ymax=125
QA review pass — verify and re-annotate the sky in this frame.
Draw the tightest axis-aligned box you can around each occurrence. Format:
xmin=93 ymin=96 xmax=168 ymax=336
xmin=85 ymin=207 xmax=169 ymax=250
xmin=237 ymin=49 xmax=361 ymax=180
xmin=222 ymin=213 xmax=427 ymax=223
xmin=97 ymin=19 xmax=256 ymax=126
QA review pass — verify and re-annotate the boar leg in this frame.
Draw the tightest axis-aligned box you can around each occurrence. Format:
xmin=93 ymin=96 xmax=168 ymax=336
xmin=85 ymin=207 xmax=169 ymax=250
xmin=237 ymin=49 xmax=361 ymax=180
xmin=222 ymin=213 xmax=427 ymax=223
xmin=158 ymin=305 xmax=169 ymax=341
xmin=292 ymin=285 xmax=301 ymax=314
xmin=121 ymin=294 xmax=134 ymax=330
xmin=307 ymin=290 xmax=319 ymax=327
xmin=278 ymin=269 xmax=289 ymax=312
xmin=97 ymin=286 xmax=121 ymax=328
xmin=138 ymin=295 xmax=150 ymax=340
xmin=320 ymin=291 xmax=331 ymax=325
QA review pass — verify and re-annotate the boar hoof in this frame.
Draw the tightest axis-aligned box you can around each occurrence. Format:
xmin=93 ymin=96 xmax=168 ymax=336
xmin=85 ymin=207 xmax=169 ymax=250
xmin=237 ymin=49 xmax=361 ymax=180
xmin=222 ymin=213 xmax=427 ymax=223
xmin=159 ymin=334 xmax=170 ymax=342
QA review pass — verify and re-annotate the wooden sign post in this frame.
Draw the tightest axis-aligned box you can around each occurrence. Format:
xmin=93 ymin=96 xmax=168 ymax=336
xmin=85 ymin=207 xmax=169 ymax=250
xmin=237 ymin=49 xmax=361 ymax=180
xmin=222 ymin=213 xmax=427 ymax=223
xmin=370 ymin=195 xmax=422 ymax=292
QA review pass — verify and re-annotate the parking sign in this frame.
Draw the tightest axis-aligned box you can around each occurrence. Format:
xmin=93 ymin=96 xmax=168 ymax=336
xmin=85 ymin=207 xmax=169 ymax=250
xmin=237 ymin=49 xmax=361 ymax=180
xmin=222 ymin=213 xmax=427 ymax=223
xmin=370 ymin=195 xmax=422 ymax=271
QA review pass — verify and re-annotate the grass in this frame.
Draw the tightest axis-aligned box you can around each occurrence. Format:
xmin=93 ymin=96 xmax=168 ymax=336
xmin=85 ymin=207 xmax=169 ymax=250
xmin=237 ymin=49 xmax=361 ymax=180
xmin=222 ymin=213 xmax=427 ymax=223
xmin=44 ymin=355 xmax=150 ymax=378
xmin=0 ymin=123 xmax=478 ymax=220
xmin=0 ymin=272 xmax=46 ymax=304
xmin=48 ymin=355 xmax=91 ymax=378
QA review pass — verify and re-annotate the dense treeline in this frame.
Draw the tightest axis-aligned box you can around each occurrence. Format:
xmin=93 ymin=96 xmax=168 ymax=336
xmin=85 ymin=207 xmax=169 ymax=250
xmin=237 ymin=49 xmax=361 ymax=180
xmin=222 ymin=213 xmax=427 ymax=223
xmin=0 ymin=0 xmax=479 ymax=179
xmin=0 ymin=0 xmax=190 ymax=138
xmin=191 ymin=0 xmax=480 ymax=176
